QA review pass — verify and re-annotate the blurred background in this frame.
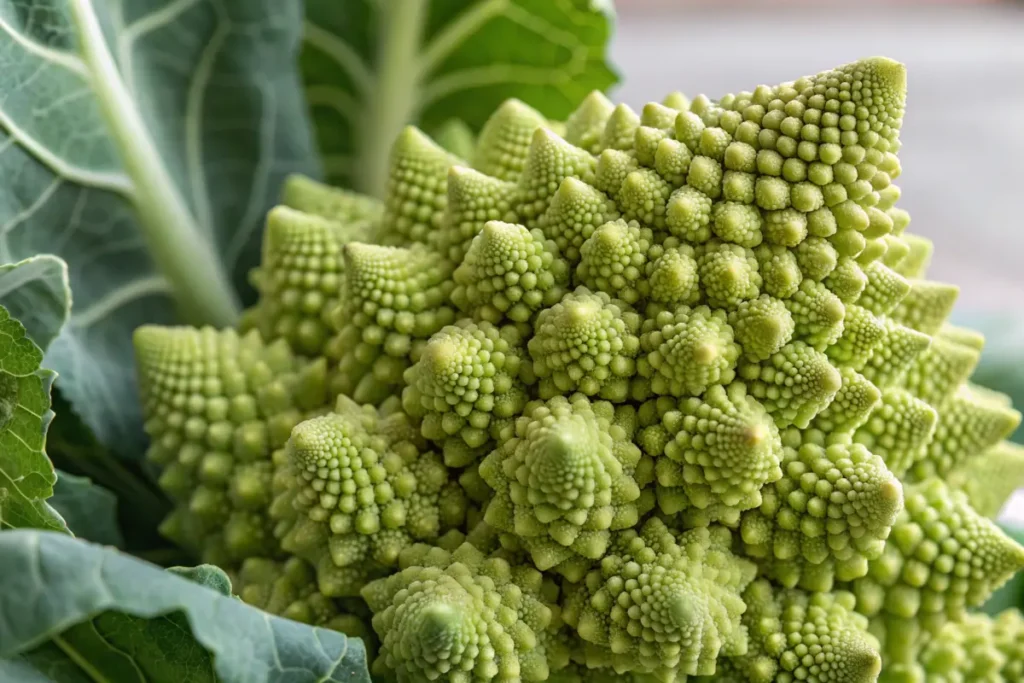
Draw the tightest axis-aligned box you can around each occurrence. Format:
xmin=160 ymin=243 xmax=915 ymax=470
xmin=608 ymin=0 xmax=1024 ymax=515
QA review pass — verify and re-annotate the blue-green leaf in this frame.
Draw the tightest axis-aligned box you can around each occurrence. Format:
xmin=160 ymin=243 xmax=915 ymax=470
xmin=0 ymin=255 xmax=71 ymax=353
xmin=303 ymin=0 xmax=618 ymax=196
xmin=0 ymin=0 xmax=320 ymax=457
xmin=50 ymin=469 xmax=124 ymax=547
xmin=0 ymin=530 xmax=373 ymax=683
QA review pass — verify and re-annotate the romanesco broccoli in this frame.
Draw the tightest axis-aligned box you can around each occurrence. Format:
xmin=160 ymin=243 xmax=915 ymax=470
xmin=132 ymin=56 xmax=1024 ymax=682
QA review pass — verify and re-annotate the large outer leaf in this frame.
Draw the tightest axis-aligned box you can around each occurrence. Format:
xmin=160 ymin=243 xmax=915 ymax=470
xmin=0 ymin=255 xmax=71 ymax=352
xmin=0 ymin=530 xmax=373 ymax=683
xmin=0 ymin=1 xmax=320 ymax=456
xmin=50 ymin=469 xmax=125 ymax=547
xmin=303 ymin=0 xmax=618 ymax=196
xmin=0 ymin=304 xmax=66 ymax=533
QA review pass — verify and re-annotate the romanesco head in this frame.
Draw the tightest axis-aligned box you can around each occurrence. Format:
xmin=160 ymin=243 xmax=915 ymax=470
xmin=133 ymin=55 xmax=1024 ymax=683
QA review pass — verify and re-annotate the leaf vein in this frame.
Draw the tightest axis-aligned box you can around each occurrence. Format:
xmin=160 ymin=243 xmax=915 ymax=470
xmin=0 ymin=14 xmax=88 ymax=77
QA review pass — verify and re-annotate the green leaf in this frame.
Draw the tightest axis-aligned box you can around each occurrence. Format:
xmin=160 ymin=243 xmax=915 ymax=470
xmin=0 ymin=255 xmax=72 ymax=353
xmin=0 ymin=304 xmax=66 ymax=533
xmin=303 ymin=0 xmax=618 ymax=196
xmin=50 ymin=470 xmax=125 ymax=548
xmin=0 ymin=0 xmax=321 ymax=457
xmin=0 ymin=530 xmax=373 ymax=683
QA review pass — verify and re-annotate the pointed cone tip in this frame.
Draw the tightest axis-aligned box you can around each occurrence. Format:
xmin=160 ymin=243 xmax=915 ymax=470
xmin=861 ymin=56 xmax=907 ymax=96
xmin=424 ymin=338 xmax=460 ymax=374
xmin=666 ymin=591 xmax=703 ymax=630
xmin=692 ymin=342 xmax=720 ymax=366
xmin=561 ymin=299 xmax=602 ymax=326
xmin=481 ymin=220 xmax=521 ymax=241
xmin=820 ymin=363 xmax=843 ymax=395
xmin=742 ymin=422 xmax=771 ymax=448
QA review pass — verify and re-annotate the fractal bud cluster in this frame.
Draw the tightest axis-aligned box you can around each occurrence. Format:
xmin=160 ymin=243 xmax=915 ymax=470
xmin=132 ymin=58 xmax=1024 ymax=682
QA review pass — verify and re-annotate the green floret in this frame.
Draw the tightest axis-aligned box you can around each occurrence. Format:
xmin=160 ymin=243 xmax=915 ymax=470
xmin=826 ymin=304 xmax=885 ymax=371
xmin=825 ymin=257 xmax=869 ymax=303
xmin=562 ymin=520 xmax=754 ymax=680
xmin=637 ymin=305 xmax=741 ymax=398
xmin=272 ymin=397 xmax=467 ymax=597
xmin=538 ymin=177 xmax=621 ymax=265
xmin=473 ymin=98 xmax=549 ymax=182
xmin=948 ymin=440 xmax=1024 ymax=519
xmin=853 ymin=388 xmax=937 ymax=477
xmin=808 ymin=367 xmax=882 ymax=435
xmin=452 ymin=220 xmax=570 ymax=324
xmin=858 ymin=319 xmax=931 ymax=390
xmin=910 ymin=609 xmax=1024 ymax=683
xmin=236 ymin=556 xmax=377 ymax=650
xmin=575 ymin=219 xmax=654 ymax=305
xmin=728 ymin=579 xmax=882 ymax=683
xmin=898 ymin=333 xmax=981 ymax=407
xmin=479 ymin=395 xmax=654 ymax=581
xmin=763 ymin=208 xmax=805 ymax=247
xmin=617 ymin=168 xmax=673 ymax=229
xmin=280 ymin=173 xmax=384 ymax=225
xmin=593 ymin=148 xmax=639 ymax=199
xmin=634 ymin=125 xmax=670 ymax=168
xmin=729 ymin=294 xmax=795 ymax=362
xmin=739 ymin=341 xmax=842 ymax=429
xmin=848 ymin=479 xmax=1024 ymax=662
xmin=909 ymin=385 xmax=1021 ymax=481
xmin=698 ymin=240 xmax=763 ymax=308
xmin=889 ymin=280 xmax=959 ymax=335
xmin=666 ymin=185 xmax=713 ymax=242
xmin=644 ymin=246 xmax=701 ymax=315
xmin=857 ymin=262 xmax=911 ymax=316
xmin=795 ymin=236 xmax=839 ymax=281
xmin=599 ymin=103 xmax=640 ymax=152
xmin=363 ymin=542 xmax=558 ymax=683
xmin=379 ymin=126 xmax=463 ymax=246
xmin=403 ymin=321 xmax=527 ymax=466
xmin=784 ymin=279 xmax=847 ymax=351
xmin=564 ymin=91 xmax=615 ymax=154
xmin=755 ymin=244 xmax=803 ymax=299
xmin=712 ymin=201 xmax=764 ymax=247
xmin=517 ymin=128 xmax=597 ymax=227
xmin=892 ymin=233 xmax=934 ymax=279
xmin=528 ymin=288 xmax=641 ymax=401
xmin=328 ymin=243 xmax=456 ymax=404
xmin=134 ymin=326 xmax=327 ymax=567
xmin=638 ymin=382 xmax=783 ymax=515
xmin=248 ymin=206 xmax=372 ymax=356
xmin=655 ymin=138 xmax=694 ymax=187
xmin=741 ymin=439 xmax=903 ymax=592
xmin=432 ymin=166 xmax=519 ymax=264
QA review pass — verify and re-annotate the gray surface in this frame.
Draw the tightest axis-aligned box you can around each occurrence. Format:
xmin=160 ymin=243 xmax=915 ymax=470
xmin=608 ymin=3 xmax=1024 ymax=311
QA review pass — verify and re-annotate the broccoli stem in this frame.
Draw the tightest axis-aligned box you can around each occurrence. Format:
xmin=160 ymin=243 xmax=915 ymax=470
xmin=357 ymin=0 xmax=427 ymax=199
xmin=68 ymin=0 xmax=241 ymax=328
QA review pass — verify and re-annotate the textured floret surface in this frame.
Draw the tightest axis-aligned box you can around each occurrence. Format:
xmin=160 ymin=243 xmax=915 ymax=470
xmin=132 ymin=57 xmax=1024 ymax=683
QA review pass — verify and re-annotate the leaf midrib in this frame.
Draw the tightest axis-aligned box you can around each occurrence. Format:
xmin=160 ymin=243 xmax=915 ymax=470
xmin=67 ymin=0 xmax=240 ymax=327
